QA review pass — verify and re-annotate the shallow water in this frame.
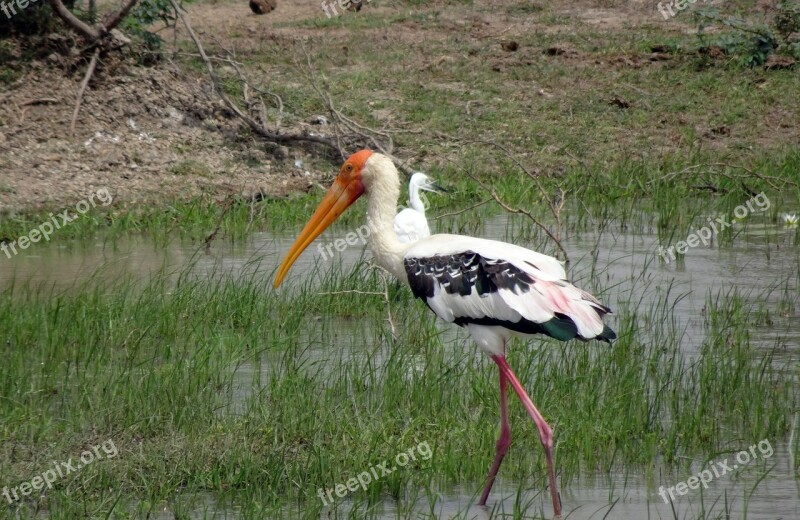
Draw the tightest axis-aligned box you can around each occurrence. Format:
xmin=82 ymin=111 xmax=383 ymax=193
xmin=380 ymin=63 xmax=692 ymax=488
xmin=3 ymin=213 xmax=798 ymax=360
xmin=2 ymin=211 xmax=799 ymax=519
xmin=141 ymin=452 xmax=800 ymax=519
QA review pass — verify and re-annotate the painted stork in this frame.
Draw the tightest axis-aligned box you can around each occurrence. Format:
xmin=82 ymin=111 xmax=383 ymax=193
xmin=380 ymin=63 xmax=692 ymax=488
xmin=274 ymin=150 xmax=616 ymax=517
xmin=394 ymin=172 xmax=446 ymax=243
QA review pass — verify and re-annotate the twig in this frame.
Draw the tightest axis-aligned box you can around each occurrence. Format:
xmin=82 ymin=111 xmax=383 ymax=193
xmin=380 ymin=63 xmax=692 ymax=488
xmin=317 ymin=264 xmax=397 ymax=341
xmin=465 ymin=139 xmax=556 ymax=212
xmin=489 ymin=189 xmax=569 ymax=263
xmin=709 ymin=162 xmax=791 ymax=191
xmin=375 ymin=266 xmax=397 ymax=342
xmin=204 ymin=195 xmax=236 ymax=253
xmin=646 ymin=164 xmax=703 ymax=184
xmin=211 ymin=43 xmax=284 ymax=132
xmin=318 ymin=290 xmax=385 ymax=296
xmin=647 ymin=162 xmax=796 ymax=190
xmin=169 ymin=51 xmax=246 ymax=65
xmin=462 ymin=139 xmax=568 ymax=245
xmin=70 ymin=48 xmax=100 ymax=137
xmin=431 ymin=198 xmax=492 ymax=220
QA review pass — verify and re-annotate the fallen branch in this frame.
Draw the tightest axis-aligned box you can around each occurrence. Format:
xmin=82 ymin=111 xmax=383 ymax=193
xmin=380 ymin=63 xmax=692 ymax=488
xmin=170 ymin=0 xmax=343 ymax=152
xmin=70 ymin=48 xmax=100 ymax=137
xmin=298 ymin=42 xmax=415 ymax=175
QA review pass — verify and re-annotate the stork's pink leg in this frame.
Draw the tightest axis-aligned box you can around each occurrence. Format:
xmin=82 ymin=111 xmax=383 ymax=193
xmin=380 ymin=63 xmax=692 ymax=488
xmin=491 ymin=355 xmax=561 ymax=517
xmin=477 ymin=363 xmax=511 ymax=505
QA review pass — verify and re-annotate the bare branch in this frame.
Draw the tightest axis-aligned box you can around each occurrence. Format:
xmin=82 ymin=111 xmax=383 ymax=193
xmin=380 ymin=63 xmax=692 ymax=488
xmin=102 ymin=0 xmax=140 ymax=33
xmin=48 ymin=0 xmax=100 ymax=40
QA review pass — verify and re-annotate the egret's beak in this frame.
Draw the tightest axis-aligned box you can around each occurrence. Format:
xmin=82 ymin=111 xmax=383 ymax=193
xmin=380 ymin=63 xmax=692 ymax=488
xmin=273 ymin=174 xmax=365 ymax=288
xmin=423 ymin=181 xmax=449 ymax=194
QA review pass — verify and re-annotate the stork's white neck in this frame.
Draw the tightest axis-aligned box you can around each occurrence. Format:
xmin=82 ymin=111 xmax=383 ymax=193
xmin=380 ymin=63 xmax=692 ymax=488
xmin=363 ymin=155 xmax=411 ymax=283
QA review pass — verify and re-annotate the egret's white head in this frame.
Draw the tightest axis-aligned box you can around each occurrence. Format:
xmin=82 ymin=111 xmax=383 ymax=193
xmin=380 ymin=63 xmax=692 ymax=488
xmin=409 ymin=172 xmax=447 ymax=193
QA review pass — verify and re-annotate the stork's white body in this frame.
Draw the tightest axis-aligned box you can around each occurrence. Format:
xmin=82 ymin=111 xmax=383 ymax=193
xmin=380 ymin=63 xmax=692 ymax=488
xmin=363 ymin=155 xmax=613 ymax=356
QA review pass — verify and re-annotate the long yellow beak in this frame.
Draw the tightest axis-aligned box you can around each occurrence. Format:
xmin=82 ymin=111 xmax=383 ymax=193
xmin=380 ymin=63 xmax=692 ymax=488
xmin=273 ymin=176 xmax=365 ymax=288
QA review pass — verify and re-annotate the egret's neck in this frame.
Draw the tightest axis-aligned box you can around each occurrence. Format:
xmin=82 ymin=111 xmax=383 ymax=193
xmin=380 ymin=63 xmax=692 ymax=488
xmin=364 ymin=162 xmax=409 ymax=283
xmin=409 ymin=186 xmax=426 ymax=214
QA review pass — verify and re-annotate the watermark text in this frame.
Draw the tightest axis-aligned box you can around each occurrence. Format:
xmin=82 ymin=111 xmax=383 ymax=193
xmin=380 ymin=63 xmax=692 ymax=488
xmin=658 ymin=438 xmax=773 ymax=503
xmin=1 ymin=187 xmax=112 ymax=259
xmin=2 ymin=438 xmax=118 ymax=504
xmin=317 ymin=440 xmax=432 ymax=506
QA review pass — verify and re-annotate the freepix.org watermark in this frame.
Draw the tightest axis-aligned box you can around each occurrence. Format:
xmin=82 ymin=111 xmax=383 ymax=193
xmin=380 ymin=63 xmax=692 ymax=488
xmin=321 ymin=0 xmax=369 ymax=18
xmin=657 ymin=0 xmax=710 ymax=20
xmin=316 ymin=190 xmax=435 ymax=261
xmin=0 ymin=0 xmax=39 ymax=20
xmin=2 ymin=439 xmax=118 ymax=504
xmin=1 ymin=187 xmax=112 ymax=259
xmin=657 ymin=192 xmax=770 ymax=263
xmin=316 ymin=214 xmax=379 ymax=261
xmin=658 ymin=438 xmax=774 ymax=503
xmin=317 ymin=440 xmax=432 ymax=506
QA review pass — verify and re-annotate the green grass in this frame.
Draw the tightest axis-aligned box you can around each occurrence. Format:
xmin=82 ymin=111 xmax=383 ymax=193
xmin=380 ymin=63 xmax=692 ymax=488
xmin=1 ymin=147 xmax=798 ymax=253
xmin=0 ymin=242 xmax=797 ymax=518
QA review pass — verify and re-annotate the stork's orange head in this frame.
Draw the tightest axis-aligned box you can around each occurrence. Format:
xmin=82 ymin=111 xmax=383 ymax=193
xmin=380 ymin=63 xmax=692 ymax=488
xmin=273 ymin=150 xmax=374 ymax=288
xmin=339 ymin=149 xmax=373 ymax=183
